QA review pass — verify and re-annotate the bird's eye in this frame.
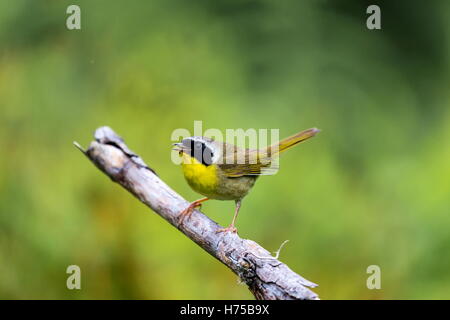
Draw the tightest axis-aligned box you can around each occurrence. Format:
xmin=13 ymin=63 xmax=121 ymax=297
xmin=195 ymin=142 xmax=202 ymax=149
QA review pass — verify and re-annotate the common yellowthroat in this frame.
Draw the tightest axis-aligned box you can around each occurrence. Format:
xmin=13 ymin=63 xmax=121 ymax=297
xmin=173 ymin=128 xmax=320 ymax=233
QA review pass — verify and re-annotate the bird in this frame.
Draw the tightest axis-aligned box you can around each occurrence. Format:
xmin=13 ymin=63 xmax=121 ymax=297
xmin=173 ymin=127 xmax=320 ymax=233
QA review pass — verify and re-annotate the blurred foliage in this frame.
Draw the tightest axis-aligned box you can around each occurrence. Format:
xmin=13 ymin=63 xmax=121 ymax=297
xmin=0 ymin=0 xmax=449 ymax=299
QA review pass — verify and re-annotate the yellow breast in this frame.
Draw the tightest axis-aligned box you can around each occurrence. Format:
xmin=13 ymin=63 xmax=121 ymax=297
xmin=181 ymin=153 xmax=218 ymax=197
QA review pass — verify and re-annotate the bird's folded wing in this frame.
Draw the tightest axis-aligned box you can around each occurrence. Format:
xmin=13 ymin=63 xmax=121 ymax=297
xmin=219 ymin=150 xmax=279 ymax=177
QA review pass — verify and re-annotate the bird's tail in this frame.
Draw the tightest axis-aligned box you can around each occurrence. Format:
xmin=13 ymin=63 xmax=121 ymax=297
xmin=268 ymin=128 xmax=320 ymax=156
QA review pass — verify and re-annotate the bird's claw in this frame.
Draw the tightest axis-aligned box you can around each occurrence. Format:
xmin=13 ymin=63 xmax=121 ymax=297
xmin=216 ymin=225 xmax=238 ymax=234
xmin=178 ymin=202 xmax=202 ymax=225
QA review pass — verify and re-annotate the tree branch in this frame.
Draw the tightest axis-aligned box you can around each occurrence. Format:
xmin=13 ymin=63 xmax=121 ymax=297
xmin=75 ymin=126 xmax=319 ymax=300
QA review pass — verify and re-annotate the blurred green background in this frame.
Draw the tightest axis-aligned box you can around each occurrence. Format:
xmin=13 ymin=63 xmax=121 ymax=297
xmin=0 ymin=0 xmax=449 ymax=299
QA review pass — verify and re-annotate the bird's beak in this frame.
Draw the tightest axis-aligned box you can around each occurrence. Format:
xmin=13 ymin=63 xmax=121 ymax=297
xmin=172 ymin=142 xmax=183 ymax=152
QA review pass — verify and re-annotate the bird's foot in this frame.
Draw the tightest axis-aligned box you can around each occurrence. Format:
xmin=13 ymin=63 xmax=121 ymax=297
xmin=178 ymin=200 xmax=204 ymax=225
xmin=216 ymin=225 xmax=238 ymax=234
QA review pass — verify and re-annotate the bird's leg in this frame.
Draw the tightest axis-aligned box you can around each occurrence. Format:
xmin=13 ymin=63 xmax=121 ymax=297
xmin=217 ymin=199 xmax=241 ymax=233
xmin=178 ymin=197 xmax=209 ymax=225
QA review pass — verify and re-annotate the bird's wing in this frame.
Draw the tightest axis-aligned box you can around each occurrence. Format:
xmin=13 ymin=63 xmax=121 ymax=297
xmin=218 ymin=148 xmax=279 ymax=177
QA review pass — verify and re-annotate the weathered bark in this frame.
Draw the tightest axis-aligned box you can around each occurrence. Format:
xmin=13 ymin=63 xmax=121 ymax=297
xmin=74 ymin=126 xmax=319 ymax=300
